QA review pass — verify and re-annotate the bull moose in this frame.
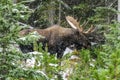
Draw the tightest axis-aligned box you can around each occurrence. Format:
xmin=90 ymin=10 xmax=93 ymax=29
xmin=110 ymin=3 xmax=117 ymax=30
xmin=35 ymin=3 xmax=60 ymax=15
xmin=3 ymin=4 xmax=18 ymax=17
xmin=19 ymin=16 xmax=105 ymax=58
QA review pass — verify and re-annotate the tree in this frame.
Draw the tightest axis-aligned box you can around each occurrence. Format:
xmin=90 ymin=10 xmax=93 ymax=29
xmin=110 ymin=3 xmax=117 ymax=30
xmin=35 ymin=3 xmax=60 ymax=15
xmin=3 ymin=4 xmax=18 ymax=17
xmin=118 ymin=0 xmax=120 ymax=22
xmin=0 ymin=0 xmax=48 ymax=79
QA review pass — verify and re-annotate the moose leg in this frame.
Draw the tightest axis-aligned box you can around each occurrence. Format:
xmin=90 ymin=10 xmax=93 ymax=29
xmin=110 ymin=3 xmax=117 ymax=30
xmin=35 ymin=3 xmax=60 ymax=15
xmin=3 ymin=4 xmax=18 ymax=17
xmin=47 ymin=44 xmax=64 ymax=58
xmin=57 ymin=51 xmax=64 ymax=58
xmin=56 ymin=45 xmax=66 ymax=58
xmin=19 ymin=43 xmax=34 ymax=53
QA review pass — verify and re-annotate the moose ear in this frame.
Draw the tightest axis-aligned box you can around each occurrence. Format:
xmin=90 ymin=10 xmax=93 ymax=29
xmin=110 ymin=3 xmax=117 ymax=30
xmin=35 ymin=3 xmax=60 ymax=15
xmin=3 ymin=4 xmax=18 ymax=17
xmin=66 ymin=16 xmax=78 ymax=29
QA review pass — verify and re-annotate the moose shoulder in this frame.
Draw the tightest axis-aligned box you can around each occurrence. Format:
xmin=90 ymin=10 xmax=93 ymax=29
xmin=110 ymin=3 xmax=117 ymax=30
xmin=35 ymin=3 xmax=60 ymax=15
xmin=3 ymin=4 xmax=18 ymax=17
xmin=19 ymin=25 xmax=90 ymax=58
xmin=19 ymin=16 xmax=105 ymax=58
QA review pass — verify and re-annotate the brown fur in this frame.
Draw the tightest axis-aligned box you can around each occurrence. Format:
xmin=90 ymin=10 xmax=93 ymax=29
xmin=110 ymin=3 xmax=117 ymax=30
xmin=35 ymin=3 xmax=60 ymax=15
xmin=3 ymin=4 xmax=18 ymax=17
xmin=19 ymin=16 xmax=105 ymax=58
xmin=19 ymin=25 xmax=90 ymax=58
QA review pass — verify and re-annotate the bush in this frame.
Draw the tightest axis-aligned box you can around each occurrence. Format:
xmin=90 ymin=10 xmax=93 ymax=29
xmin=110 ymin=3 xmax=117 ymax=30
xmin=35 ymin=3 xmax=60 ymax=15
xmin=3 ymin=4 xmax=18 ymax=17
xmin=69 ymin=22 xmax=120 ymax=80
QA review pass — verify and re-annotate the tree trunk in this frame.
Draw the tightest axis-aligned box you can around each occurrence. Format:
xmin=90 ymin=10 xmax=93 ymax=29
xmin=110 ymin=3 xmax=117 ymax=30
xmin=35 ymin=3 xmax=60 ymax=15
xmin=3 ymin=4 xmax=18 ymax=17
xmin=58 ymin=2 xmax=61 ymax=25
xmin=118 ymin=0 xmax=120 ymax=22
xmin=48 ymin=0 xmax=55 ymax=25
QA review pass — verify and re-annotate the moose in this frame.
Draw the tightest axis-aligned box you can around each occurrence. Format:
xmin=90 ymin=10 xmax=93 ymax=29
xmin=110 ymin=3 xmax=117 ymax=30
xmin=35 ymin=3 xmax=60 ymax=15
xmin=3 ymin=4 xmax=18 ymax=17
xmin=19 ymin=16 xmax=105 ymax=58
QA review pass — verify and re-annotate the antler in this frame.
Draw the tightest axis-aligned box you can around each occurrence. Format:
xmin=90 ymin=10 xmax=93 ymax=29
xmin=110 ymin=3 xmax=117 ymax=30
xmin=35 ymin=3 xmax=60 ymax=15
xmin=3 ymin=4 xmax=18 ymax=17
xmin=84 ymin=25 xmax=95 ymax=34
xmin=66 ymin=16 xmax=83 ymax=31
xmin=66 ymin=16 xmax=95 ymax=34
xmin=81 ymin=20 xmax=89 ymax=28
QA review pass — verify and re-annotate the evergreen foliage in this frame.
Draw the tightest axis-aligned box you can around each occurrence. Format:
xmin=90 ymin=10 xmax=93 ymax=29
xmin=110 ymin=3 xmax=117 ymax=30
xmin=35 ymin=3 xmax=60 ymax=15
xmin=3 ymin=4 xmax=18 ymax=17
xmin=0 ymin=0 xmax=120 ymax=80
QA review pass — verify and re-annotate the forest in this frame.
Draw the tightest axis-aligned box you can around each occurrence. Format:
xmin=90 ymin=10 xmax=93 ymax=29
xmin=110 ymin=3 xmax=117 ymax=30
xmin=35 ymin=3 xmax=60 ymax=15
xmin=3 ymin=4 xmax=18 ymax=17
xmin=0 ymin=0 xmax=120 ymax=80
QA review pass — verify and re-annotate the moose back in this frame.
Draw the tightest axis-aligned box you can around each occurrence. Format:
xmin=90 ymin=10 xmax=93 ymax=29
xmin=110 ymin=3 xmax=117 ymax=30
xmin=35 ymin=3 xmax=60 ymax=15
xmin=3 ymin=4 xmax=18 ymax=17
xmin=19 ymin=16 xmax=105 ymax=58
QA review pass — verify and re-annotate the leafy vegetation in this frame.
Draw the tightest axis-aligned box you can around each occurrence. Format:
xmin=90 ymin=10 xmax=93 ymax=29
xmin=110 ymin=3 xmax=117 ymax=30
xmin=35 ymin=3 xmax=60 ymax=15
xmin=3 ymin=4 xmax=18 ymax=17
xmin=0 ymin=0 xmax=120 ymax=80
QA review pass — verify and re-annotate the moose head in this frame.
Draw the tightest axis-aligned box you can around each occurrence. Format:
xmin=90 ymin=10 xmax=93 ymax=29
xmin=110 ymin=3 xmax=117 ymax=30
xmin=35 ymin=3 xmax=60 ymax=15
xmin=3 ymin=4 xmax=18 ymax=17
xmin=66 ymin=16 xmax=105 ymax=48
xmin=19 ymin=16 xmax=105 ymax=58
